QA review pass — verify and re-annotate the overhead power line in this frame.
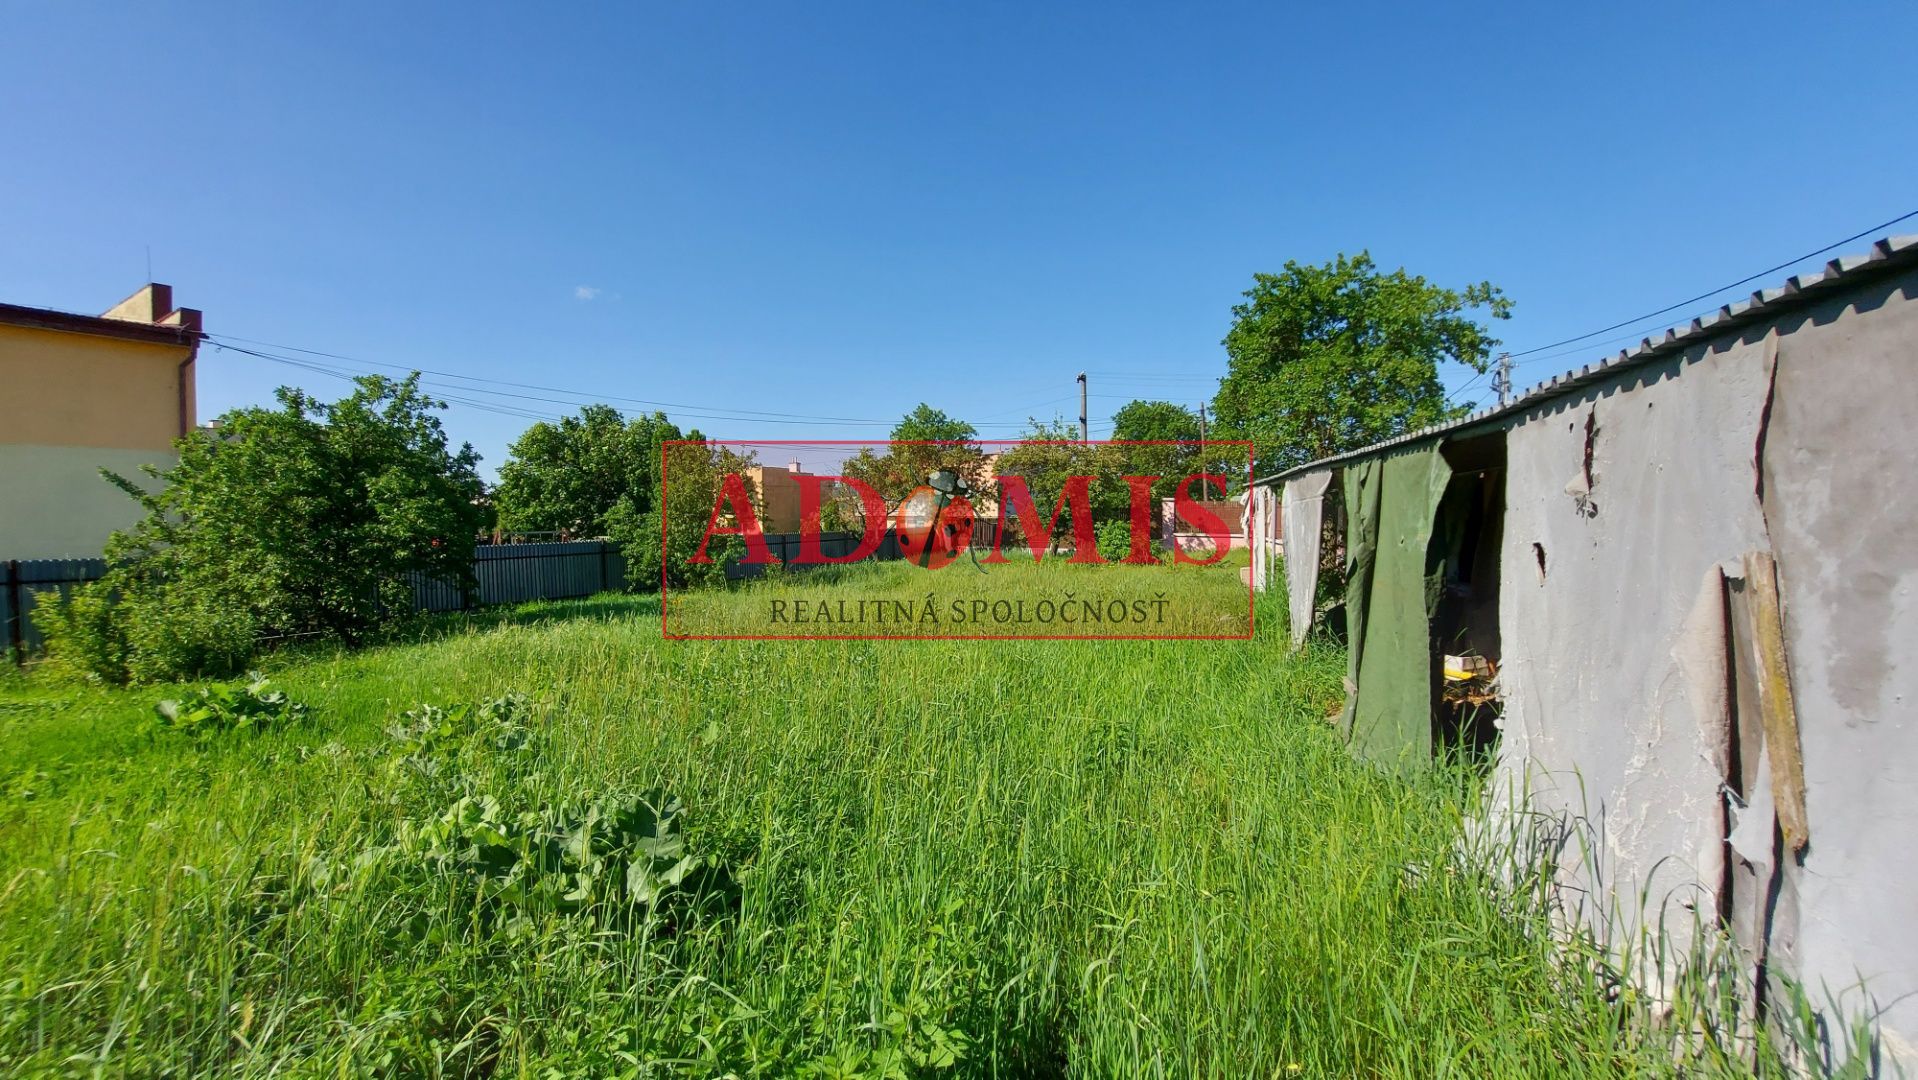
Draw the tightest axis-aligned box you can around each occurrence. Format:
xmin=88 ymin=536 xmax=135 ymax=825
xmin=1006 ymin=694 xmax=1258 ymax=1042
xmin=211 ymin=338 xmax=1072 ymax=433
xmin=1441 ymin=213 xmax=1918 ymax=410
xmin=1443 ymin=362 xmax=1498 ymax=406
xmin=208 ymin=335 xmax=900 ymax=425
xmin=1504 ymin=208 xmax=1918 ymax=361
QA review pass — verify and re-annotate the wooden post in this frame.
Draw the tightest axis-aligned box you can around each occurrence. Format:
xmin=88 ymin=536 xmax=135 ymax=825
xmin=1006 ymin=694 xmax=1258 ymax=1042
xmin=1743 ymin=550 xmax=1810 ymax=855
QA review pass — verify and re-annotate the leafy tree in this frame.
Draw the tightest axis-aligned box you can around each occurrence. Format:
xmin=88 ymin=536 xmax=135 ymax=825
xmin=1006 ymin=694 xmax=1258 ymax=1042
xmin=1110 ymin=400 xmax=1203 ymax=511
xmin=1212 ymin=252 xmax=1511 ymax=473
xmin=891 ymin=403 xmax=977 ymax=444
xmin=991 ymin=418 xmax=1125 ymax=552
xmin=493 ymin=405 xmax=761 ymax=592
xmin=1110 ymin=400 xmax=1201 ymax=443
xmin=46 ymin=375 xmax=485 ymax=682
xmin=838 ymin=404 xmax=989 ymax=521
xmin=493 ymin=405 xmax=679 ymax=539
xmin=610 ymin=438 xmax=760 ymax=591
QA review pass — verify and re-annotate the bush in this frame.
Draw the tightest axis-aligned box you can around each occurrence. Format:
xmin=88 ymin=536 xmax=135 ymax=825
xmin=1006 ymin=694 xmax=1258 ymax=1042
xmin=386 ymin=695 xmax=534 ymax=796
xmin=34 ymin=581 xmax=131 ymax=683
xmin=42 ymin=566 xmax=263 ymax=685
xmin=46 ymin=375 xmax=486 ymax=683
xmin=1094 ymin=517 xmax=1141 ymax=563
xmin=376 ymin=693 xmax=736 ymax=927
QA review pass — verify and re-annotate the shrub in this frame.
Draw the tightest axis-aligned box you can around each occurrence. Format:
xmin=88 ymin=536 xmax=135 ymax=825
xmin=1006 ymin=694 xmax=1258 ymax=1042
xmin=42 ymin=565 xmax=263 ymax=685
xmin=34 ymin=580 xmax=132 ymax=683
xmin=1093 ymin=518 xmax=1136 ymax=563
xmin=46 ymin=375 xmax=486 ymax=683
xmin=378 ymin=693 xmax=735 ymax=926
xmin=386 ymin=695 xmax=533 ymax=796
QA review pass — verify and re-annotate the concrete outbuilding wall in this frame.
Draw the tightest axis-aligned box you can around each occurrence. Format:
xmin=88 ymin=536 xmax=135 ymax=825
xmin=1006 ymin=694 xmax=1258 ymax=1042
xmin=1267 ymin=238 xmax=1918 ymax=1066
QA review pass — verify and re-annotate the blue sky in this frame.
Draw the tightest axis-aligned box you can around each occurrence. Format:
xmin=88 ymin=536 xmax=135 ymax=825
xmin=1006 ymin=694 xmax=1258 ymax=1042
xmin=4 ymin=2 xmax=1914 ymax=479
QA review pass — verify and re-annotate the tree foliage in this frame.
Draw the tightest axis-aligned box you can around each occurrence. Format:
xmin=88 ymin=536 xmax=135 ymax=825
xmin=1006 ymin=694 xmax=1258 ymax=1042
xmin=836 ymin=405 xmax=989 ymax=526
xmin=45 ymin=376 xmax=486 ymax=683
xmin=1212 ymin=252 xmax=1511 ymax=473
xmin=490 ymin=405 xmax=759 ymax=592
xmin=611 ymin=439 xmax=759 ymax=592
xmin=993 ymin=406 xmax=1248 ymax=549
xmin=1109 ymin=400 xmax=1204 ymax=509
xmin=1110 ymin=400 xmax=1201 ymax=444
xmin=991 ymin=418 xmax=1126 ymax=549
xmin=493 ymin=404 xmax=679 ymax=539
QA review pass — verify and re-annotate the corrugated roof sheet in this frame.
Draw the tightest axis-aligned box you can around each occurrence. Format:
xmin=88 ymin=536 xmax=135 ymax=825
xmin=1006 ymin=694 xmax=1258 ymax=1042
xmin=1255 ymin=233 xmax=1918 ymax=487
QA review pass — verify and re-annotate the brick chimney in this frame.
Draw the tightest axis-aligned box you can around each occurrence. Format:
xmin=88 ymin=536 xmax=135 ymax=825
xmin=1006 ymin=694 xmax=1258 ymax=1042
xmin=101 ymin=283 xmax=202 ymax=335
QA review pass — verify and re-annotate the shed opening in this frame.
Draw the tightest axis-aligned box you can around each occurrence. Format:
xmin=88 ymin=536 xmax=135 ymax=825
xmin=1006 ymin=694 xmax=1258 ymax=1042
xmin=1432 ymin=431 xmax=1507 ymax=763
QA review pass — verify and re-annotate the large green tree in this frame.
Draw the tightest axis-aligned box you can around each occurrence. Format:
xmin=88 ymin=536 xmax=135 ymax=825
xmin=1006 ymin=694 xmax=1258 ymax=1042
xmin=612 ymin=438 xmax=759 ymax=591
xmin=48 ymin=375 xmax=486 ymax=682
xmin=838 ymin=404 xmax=989 ymax=513
xmin=1110 ymin=400 xmax=1202 ymax=507
xmin=1110 ymin=400 xmax=1201 ymax=443
xmin=1212 ymin=252 xmax=1511 ymax=473
xmin=991 ymin=418 xmax=1132 ymax=552
xmin=493 ymin=404 xmax=681 ymax=538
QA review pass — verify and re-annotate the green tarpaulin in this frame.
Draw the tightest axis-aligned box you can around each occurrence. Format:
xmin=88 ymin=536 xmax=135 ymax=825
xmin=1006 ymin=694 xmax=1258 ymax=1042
xmin=1341 ymin=445 xmax=1453 ymax=771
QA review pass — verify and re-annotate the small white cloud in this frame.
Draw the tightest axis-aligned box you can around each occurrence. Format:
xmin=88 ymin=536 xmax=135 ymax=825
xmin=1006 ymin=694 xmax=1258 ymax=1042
xmin=574 ymin=285 xmax=601 ymax=301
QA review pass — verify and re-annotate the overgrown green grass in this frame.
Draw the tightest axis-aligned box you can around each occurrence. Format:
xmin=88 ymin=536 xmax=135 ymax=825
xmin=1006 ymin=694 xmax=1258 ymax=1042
xmin=0 ymin=590 xmax=1767 ymax=1076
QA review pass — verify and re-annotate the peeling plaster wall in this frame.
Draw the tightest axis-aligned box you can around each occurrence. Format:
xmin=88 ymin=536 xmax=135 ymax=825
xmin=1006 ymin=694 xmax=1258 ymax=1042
xmin=1486 ymin=266 xmax=1918 ymax=1062
xmin=1495 ymin=331 xmax=1779 ymax=963
xmin=1758 ymin=265 xmax=1918 ymax=1058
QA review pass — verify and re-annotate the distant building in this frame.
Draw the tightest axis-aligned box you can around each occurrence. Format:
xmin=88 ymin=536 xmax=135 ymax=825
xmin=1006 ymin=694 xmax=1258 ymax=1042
xmin=0 ymin=284 xmax=203 ymax=558
xmin=1159 ymin=496 xmax=1250 ymax=555
xmin=750 ymin=453 xmax=1001 ymax=537
xmin=744 ymin=461 xmax=825 ymax=534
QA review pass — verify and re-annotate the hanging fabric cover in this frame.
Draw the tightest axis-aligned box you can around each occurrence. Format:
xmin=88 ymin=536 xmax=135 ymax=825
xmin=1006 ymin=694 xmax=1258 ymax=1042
xmin=1342 ymin=445 xmax=1453 ymax=771
xmin=1281 ymin=469 xmax=1334 ymax=647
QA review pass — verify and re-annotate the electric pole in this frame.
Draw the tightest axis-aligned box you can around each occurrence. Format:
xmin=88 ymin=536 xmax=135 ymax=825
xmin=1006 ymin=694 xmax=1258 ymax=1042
xmin=1077 ymin=372 xmax=1088 ymax=443
xmin=1494 ymin=352 xmax=1514 ymax=407
xmin=1197 ymin=401 xmax=1209 ymax=498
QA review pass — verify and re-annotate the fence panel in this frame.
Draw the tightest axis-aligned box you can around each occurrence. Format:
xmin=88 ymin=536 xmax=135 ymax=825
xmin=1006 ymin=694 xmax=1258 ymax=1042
xmin=724 ymin=524 xmax=999 ymax=579
xmin=475 ymin=541 xmax=613 ymax=605
xmin=409 ymin=540 xmax=626 ymax=611
xmin=6 ymin=531 xmax=924 ymax=661
xmin=4 ymin=558 xmax=109 ymax=658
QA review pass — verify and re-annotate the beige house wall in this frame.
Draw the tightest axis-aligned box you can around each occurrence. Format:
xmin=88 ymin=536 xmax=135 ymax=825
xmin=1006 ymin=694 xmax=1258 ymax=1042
xmin=0 ymin=444 xmax=173 ymax=558
xmin=0 ymin=323 xmax=192 ymax=453
xmin=0 ymin=288 xmax=198 ymax=559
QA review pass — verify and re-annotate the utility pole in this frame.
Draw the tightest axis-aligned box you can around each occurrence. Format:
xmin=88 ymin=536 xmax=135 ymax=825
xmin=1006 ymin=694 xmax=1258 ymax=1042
xmin=1197 ymin=402 xmax=1209 ymax=498
xmin=1077 ymin=372 xmax=1088 ymax=443
xmin=1494 ymin=352 xmax=1514 ymax=407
